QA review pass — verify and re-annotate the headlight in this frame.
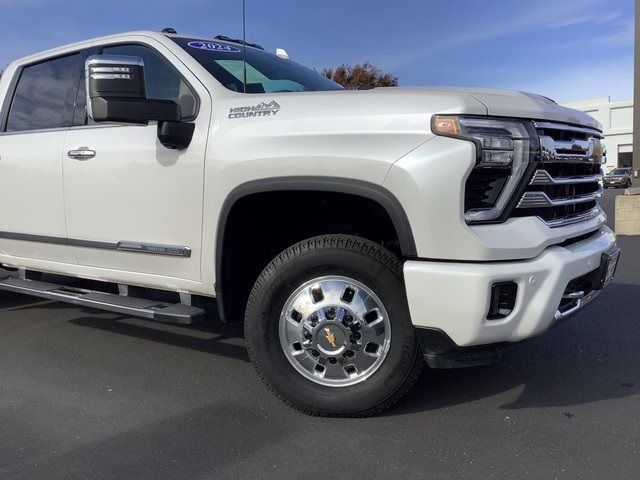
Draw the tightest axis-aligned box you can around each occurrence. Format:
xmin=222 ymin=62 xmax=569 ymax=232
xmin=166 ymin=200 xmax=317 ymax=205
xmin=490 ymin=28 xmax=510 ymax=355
xmin=432 ymin=115 xmax=534 ymax=223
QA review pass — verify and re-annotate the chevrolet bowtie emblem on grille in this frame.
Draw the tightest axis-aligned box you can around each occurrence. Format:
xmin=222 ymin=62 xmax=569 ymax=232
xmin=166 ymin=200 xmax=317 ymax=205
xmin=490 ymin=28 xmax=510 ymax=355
xmin=324 ymin=328 xmax=337 ymax=348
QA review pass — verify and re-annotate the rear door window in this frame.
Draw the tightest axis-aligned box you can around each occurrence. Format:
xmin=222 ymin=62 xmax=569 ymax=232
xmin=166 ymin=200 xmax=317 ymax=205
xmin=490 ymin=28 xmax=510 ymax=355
xmin=5 ymin=52 xmax=85 ymax=132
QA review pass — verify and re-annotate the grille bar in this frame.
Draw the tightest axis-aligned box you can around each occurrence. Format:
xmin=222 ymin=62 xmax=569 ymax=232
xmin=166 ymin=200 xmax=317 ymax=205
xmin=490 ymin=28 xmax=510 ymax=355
xmin=518 ymin=186 xmax=602 ymax=208
xmin=530 ymin=169 xmax=603 ymax=186
xmin=539 ymin=135 xmax=603 ymax=163
xmin=545 ymin=206 xmax=603 ymax=228
xmin=534 ymin=121 xmax=605 ymax=139
xmin=553 ymin=138 xmax=591 ymax=154
xmin=514 ymin=121 xmax=604 ymax=228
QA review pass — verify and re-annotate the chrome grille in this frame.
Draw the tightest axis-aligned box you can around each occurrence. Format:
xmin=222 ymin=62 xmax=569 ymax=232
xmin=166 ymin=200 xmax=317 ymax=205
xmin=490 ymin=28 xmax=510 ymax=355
xmin=513 ymin=121 xmax=604 ymax=227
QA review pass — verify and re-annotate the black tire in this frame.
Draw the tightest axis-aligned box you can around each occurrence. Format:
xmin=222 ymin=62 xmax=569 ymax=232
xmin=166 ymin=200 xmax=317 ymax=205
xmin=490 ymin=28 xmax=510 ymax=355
xmin=244 ymin=234 xmax=423 ymax=417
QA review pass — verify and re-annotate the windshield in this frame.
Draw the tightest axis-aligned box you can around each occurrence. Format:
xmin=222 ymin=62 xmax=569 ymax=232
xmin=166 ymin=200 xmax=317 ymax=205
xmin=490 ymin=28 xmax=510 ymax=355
xmin=609 ymin=168 xmax=631 ymax=175
xmin=172 ymin=37 xmax=342 ymax=94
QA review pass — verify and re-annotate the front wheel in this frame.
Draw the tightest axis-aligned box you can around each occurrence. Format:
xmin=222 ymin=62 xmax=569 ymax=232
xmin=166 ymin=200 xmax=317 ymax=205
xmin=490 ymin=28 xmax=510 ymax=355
xmin=244 ymin=235 xmax=423 ymax=417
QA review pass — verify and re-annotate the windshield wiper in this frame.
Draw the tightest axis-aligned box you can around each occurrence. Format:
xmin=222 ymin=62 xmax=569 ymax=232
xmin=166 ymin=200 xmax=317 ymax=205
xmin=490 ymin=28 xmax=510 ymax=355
xmin=214 ymin=35 xmax=264 ymax=50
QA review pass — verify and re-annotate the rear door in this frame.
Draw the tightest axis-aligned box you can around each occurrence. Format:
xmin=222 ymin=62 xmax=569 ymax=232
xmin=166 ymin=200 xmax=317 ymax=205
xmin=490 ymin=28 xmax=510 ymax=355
xmin=61 ymin=41 xmax=209 ymax=283
xmin=0 ymin=51 xmax=87 ymax=264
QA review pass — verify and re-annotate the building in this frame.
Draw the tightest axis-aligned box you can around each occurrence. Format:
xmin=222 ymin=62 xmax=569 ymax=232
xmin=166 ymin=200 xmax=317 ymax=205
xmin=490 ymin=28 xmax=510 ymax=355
xmin=561 ymin=97 xmax=633 ymax=172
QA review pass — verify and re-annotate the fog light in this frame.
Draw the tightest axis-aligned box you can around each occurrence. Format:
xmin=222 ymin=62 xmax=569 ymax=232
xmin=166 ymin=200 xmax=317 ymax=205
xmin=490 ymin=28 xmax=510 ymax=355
xmin=487 ymin=282 xmax=517 ymax=320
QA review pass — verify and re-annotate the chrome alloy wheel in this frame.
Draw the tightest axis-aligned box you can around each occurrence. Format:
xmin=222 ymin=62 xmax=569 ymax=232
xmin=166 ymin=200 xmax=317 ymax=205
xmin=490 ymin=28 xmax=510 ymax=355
xmin=279 ymin=276 xmax=392 ymax=387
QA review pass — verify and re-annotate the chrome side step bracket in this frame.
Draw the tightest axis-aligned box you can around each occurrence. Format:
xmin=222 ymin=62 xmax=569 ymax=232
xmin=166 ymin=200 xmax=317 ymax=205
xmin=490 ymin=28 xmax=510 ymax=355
xmin=0 ymin=273 xmax=204 ymax=324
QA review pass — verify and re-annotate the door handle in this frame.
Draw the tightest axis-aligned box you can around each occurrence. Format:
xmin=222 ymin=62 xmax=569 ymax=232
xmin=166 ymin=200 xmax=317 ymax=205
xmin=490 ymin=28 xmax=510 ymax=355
xmin=67 ymin=148 xmax=96 ymax=160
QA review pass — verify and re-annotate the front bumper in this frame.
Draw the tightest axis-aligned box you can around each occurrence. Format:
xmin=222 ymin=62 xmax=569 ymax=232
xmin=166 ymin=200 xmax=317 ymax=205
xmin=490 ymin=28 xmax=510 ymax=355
xmin=404 ymin=226 xmax=617 ymax=349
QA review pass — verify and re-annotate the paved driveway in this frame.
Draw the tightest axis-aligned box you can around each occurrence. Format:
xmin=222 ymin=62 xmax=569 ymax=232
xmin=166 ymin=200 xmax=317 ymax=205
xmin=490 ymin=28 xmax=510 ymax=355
xmin=0 ymin=188 xmax=638 ymax=479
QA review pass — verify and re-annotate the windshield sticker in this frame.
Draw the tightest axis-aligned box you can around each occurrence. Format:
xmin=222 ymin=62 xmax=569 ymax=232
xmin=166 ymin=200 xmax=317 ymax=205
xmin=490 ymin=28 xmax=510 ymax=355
xmin=187 ymin=41 xmax=242 ymax=53
xmin=229 ymin=101 xmax=281 ymax=119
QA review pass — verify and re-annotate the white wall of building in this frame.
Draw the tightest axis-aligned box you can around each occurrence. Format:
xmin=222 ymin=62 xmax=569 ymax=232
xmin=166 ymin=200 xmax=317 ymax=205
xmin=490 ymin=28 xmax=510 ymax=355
xmin=562 ymin=97 xmax=633 ymax=172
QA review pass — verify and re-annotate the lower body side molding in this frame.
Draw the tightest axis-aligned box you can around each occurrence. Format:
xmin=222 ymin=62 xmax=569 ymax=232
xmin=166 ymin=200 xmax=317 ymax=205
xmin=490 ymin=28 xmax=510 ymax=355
xmin=0 ymin=271 xmax=204 ymax=324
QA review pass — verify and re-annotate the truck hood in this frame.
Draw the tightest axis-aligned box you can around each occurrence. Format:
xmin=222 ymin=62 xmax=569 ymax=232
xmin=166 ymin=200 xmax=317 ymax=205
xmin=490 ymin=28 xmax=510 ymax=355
xmin=318 ymin=87 xmax=602 ymax=130
xmin=463 ymin=88 xmax=600 ymax=130
xmin=388 ymin=87 xmax=601 ymax=130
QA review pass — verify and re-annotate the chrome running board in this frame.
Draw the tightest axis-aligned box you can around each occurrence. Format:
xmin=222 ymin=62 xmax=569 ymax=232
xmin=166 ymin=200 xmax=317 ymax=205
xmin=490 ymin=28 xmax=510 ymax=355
xmin=0 ymin=271 xmax=204 ymax=324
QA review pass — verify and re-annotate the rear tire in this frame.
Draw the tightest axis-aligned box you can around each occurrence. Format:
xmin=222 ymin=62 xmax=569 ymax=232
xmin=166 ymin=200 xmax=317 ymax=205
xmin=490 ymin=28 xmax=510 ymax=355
xmin=244 ymin=234 xmax=423 ymax=417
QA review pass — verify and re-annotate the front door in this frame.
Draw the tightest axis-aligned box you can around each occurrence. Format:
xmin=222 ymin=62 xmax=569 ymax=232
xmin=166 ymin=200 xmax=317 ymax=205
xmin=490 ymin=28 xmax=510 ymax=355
xmin=0 ymin=51 xmax=87 ymax=264
xmin=61 ymin=42 xmax=209 ymax=283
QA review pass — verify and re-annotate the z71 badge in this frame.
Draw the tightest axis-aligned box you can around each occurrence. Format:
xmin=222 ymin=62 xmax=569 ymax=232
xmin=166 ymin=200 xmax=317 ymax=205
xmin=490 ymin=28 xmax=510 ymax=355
xmin=229 ymin=101 xmax=281 ymax=119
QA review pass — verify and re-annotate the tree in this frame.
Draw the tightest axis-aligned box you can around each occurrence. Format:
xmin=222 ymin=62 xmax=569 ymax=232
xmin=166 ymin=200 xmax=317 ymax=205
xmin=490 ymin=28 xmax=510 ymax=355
xmin=322 ymin=62 xmax=398 ymax=89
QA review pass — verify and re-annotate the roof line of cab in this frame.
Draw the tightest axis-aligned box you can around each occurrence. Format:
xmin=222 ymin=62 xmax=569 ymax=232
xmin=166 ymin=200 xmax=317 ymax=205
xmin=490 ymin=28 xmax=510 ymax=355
xmin=8 ymin=29 xmax=264 ymax=67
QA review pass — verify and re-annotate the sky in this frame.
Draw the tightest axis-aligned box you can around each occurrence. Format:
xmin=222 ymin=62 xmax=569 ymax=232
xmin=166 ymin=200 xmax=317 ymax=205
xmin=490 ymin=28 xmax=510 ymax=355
xmin=0 ymin=0 xmax=634 ymax=102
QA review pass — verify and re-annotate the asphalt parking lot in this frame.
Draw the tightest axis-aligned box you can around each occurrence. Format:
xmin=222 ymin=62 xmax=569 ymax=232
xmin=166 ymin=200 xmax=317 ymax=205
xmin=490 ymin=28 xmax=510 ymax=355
xmin=0 ymin=188 xmax=638 ymax=480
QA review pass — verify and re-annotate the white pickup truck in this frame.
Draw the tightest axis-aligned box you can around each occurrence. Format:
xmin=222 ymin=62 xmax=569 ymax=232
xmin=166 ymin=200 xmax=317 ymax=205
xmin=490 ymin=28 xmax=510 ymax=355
xmin=0 ymin=30 xmax=620 ymax=416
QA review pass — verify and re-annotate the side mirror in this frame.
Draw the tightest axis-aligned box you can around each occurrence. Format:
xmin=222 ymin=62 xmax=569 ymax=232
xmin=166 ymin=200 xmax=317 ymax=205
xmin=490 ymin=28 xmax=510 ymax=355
xmin=85 ymin=55 xmax=194 ymax=149
xmin=86 ymin=55 xmax=180 ymax=123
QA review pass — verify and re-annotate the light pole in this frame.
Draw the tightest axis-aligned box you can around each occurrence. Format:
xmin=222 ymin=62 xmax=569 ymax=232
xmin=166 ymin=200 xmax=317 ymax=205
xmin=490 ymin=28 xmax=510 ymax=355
xmin=634 ymin=0 xmax=640 ymax=177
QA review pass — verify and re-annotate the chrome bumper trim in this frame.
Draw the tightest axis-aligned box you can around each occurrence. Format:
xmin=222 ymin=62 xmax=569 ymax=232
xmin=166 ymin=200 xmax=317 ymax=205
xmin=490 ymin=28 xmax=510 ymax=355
xmin=553 ymin=288 xmax=601 ymax=321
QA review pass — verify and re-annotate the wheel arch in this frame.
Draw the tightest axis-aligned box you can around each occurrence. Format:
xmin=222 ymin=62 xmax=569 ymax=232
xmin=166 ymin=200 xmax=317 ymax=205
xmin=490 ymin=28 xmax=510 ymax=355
xmin=214 ymin=177 xmax=417 ymax=322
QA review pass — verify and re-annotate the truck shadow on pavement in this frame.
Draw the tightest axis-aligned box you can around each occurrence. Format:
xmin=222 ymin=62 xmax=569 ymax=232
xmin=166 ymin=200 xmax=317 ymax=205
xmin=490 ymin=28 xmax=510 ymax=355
xmin=0 ymin=291 xmax=53 ymax=311
xmin=63 ymin=281 xmax=639 ymax=416
xmin=393 ymin=281 xmax=640 ymax=416
xmin=0 ymin=290 xmax=249 ymax=362
xmin=1 ymin=277 xmax=637 ymax=416
xmin=69 ymin=313 xmax=250 ymax=362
